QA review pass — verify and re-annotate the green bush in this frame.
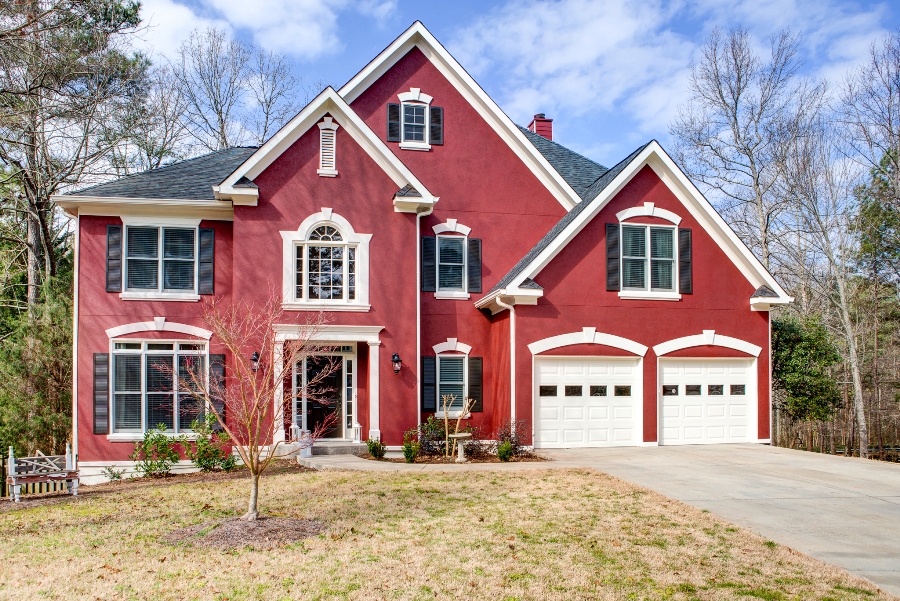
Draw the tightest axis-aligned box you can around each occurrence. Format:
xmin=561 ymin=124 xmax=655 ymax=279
xmin=498 ymin=440 xmax=514 ymax=462
xmin=186 ymin=414 xmax=237 ymax=472
xmin=130 ymin=424 xmax=181 ymax=478
xmin=418 ymin=415 xmax=446 ymax=456
xmin=402 ymin=429 xmax=420 ymax=463
xmin=366 ymin=438 xmax=387 ymax=459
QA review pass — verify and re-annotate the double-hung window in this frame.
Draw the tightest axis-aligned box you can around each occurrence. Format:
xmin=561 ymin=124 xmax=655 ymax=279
xmin=437 ymin=235 xmax=465 ymax=292
xmin=403 ymin=104 xmax=427 ymax=142
xmin=125 ymin=226 xmax=197 ymax=293
xmin=295 ymin=225 xmax=357 ymax=302
xmin=387 ymin=90 xmax=443 ymax=150
xmin=112 ymin=341 xmax=206 ymax=434
xmin=621 ymin=225 xmax=675 ymax=292
xmin=437 ymin=355 xmax=466 ymax=413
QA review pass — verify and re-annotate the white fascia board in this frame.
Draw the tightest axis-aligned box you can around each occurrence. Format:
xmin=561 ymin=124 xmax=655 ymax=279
xmin=338 ymin=21 xmax=581 ymax=212
xmin=507 ymin=141 xmax=792 ymax=305
xmin=216 ymin=87 xmax=435 ymax=207
xmin=52 ymin=195 xmax=234 ymax=221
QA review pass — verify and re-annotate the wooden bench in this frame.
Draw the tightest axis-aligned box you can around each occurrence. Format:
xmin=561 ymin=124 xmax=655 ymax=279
xmin=6 ymin=444 xmax=79 ymax=502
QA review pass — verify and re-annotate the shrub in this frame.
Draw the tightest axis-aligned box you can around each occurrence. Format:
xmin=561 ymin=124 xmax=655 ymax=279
xmin=186 ymin=414 xmax=237 ymax=472
xmin=130 ymin=424 xmax=181 ymax=478
xmin=496 ymin=419 xmax=530 ymax=457
xmin=460 ymin=424 xmax=492 ymax=459
xmin=418 ymin=415 xmax=446 ymax=456
xmin=366 ymin=438 xmax=387 ymax=459
xmin=100 ymin=466 xmax=126 ymax=481
xmin=498 ymin=440 xmax=514 ymax=462
xmin=402 ymin=429 xmax=420 ymax=463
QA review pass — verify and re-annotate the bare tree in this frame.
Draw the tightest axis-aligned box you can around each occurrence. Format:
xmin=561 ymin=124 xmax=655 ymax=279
xmin=670 ymin=27 xmax=824 ymax=271
xmin=243 ymin=50 xmax=301 ymax=146
xmin=780 ymin=120 xmax=870 ymax=457
xmin=176 ymin=294 xmax=338 ymax=521
xmin=0 ymin=0 xmax=145 ymax=307
xmin=840 ymin=31 xmax=900 ymax=207
xmin=109 ymin=65 xmax=189 ymax=175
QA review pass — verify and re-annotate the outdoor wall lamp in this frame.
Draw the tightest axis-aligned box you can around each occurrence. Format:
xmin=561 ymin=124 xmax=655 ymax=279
xmin=391 ymin=353 xmax=402 ymax=374
xmin=250 ymin=351 xmax=260 ymax=372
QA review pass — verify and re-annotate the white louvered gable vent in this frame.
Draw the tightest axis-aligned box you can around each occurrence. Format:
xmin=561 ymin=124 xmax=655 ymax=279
xmin=317 ymin=117 xmax=339 ymax=177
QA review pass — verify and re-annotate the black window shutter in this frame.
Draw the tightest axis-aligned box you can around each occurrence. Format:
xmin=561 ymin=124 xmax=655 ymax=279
xmin=106 ymin=225 xmax=122 ymax=292
xmin=429 ymin=106 xmax=444 ymax=145
xmin=467 ymin=238 xmax=482 ymax=293
xmin=606 ymin=223 xmax=620 ymax=291
xmin=210 ymin=354 xmax=226 ymax=431
xmin=387 ymin=103 xmax=401 ymax=142
xmin=679 ymin=228 xmax=693 ymax=294
xmin=199 ymin=228 xmax=215 ymax=295
xmin=468 ymin=356 xmax=483 ymax=412
xmin=421 ymin=236 xmax=436 ymax=292
xmin=93 ymin=353 xmax=109 ymax=435
xmin=421 ymin=356 xmax=436 ymax=412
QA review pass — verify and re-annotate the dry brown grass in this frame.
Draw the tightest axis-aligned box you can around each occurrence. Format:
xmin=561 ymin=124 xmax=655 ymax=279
xmin=0 ymin=465 xmax=891 ymax=601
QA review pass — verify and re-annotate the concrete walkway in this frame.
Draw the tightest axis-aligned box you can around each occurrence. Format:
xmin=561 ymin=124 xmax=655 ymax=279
xmin=300 ymin=445 xmax=900 ymax=597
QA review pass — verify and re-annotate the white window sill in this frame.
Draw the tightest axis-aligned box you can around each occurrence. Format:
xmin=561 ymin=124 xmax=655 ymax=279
xmin=434 ymin=412 xmax=471 ymax=419
xmin=434 ymin=291 xmax=470 ymax=300
xmin=618 ymin=290 xmax=682 ymax=301
xmin=399 ymin=141 xmax=431 ymax=151
xmin=120 ymin=292 xmax=200 ymax=302
xmin=317 ymin=168 xmax=338 ymax=177
xmin=107 ymin=433 xmax=199 ymax=442
xmin=282 ymin=302 xmax=371 ymax=312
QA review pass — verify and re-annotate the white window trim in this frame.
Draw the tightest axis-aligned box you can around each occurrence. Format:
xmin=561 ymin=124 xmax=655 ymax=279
xmin=434 ymin=338 xmax=471 ymax=418
xmin=121 ymin=217 xmax=201 ymax=300
xmin=616 ymin=202 xmax=682 ymax=225
xmin=398 ymin=88 xmax=433 ymax=151
xmin=107 ymin=338 xmax=209 ymax=438
xmin=317 ymin=117 xmax=339 ymax=177
xmin=280 ymin=208 xmax=371 ymax=311
xmin=618 ymin=222 xmax=681 ymax=301
xmin=435 ymin=232 xmax=469 ymax=300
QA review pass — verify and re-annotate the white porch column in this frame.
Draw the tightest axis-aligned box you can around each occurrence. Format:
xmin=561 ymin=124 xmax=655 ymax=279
xmin=368 ymin=340 xmax=381 ymax=440
xmin=272 ymin=340 xmax=286 ymax=443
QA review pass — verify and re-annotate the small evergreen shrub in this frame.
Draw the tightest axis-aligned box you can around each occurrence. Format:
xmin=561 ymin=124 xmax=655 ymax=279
xmin=402 ymin=429 xmax=420 ymax=463
xmin=366 ymin=438 xmax=387 ymax=459
xmin=496 ymin=420 xmax=530 ymax=457
xmin=498 ymin=440 xmax=514 ymax=462
xmin=418 ymin=415 xmax=446 ymax=456
xmin=186 ymin=414 xmax=237 ymax=472
xmin=100 ymin=466 xmax=126 ymax=481
xmin=130 ymin=424 xmax=181 ymax=478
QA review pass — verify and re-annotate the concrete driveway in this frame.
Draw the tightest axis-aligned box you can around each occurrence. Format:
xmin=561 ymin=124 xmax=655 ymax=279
xmin=542 ymin=444 xmax=900 ymax=597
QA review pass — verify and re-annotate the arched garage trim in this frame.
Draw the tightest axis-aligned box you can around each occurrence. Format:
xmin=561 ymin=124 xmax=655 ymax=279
xmin=105 ymin=317 xmax=212 ymax=340
xmin=653 ymin=330 xmax=761 ymax=357
xmin=528 ymin=327 xmax=648 ymax=357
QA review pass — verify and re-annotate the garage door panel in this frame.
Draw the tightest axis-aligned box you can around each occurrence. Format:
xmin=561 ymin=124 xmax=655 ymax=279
xmin=535 ymin=358 xmax=640 ymax=448
xmin=659 ymin=359 xmax=755 ymax=446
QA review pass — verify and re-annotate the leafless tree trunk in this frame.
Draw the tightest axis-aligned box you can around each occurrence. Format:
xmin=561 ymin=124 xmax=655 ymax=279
xmin=670 ymin=27 xmax=824 ymax=272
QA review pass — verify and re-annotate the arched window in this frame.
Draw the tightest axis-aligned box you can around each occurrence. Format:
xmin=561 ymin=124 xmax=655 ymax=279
xmin=297 ymin=225 xmax=356 ymax=301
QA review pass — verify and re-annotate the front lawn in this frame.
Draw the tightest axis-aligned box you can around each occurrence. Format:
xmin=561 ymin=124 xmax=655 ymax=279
xmin=0 ymin=465 xmax=889 ymax=600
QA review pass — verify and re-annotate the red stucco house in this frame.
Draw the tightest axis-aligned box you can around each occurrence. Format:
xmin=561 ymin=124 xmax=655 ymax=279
xmin=55 ymin=22 xmax=791 ymax=479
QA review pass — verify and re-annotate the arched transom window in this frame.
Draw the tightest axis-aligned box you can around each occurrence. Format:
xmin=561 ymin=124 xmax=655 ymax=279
xmin=296 ymin=225 xmax=357 ymax=301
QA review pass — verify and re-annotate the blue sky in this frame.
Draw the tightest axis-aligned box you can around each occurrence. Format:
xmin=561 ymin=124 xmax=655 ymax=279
xmin=137 ymin=0 xmax=900 ymax=167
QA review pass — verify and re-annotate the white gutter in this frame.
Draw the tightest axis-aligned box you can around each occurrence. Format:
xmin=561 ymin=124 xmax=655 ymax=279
xmin=416 ymin=206 xmax=434 ymax=428
xmin=72 ymin=215 xmax=80 ymax=459
xmin=494 ymin=296 xmax=516 ymax=425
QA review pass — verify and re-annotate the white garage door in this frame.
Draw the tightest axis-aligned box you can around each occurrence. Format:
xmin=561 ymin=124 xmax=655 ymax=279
xmin=535 ymin=358 xmax=641 ymax=448
xmin=659 ymin=359 xmax=756 ymax=445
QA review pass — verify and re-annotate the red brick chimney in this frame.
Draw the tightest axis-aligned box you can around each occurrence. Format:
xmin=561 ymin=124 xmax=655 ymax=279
xmin=527 ymin=113 xmax=553 ymax=141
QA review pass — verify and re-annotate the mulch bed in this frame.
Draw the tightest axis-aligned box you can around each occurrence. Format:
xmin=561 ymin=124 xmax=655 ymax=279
xmin=163 ymin=516 xmax=327 ymax=550
xmin=0 ymin=461 xmax=315 ymax=513
xmin=362 ymin=453 xmax=548 ymax=464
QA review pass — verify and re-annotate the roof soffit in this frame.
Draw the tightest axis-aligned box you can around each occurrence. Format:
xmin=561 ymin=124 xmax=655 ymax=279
xmin=337 ymin=21 xmax=582 ymax=211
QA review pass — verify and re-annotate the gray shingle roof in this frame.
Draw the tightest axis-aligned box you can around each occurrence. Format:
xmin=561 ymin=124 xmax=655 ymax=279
xmin=518 ymin=126 xmax=608 ymax=197
xmin=489 ymin=142 xmax=650 ymax=295
xmin=751 ymin=285 xmax=779 ymax=298
xmin=396 ymin=184 xmax=421 ymax=197
xmin=66 ymin=147 xmax=259 ymax=200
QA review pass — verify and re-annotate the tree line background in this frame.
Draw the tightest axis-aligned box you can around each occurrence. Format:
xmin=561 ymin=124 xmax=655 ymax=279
xmin=2 ymin=1 xmax=898 ymax=461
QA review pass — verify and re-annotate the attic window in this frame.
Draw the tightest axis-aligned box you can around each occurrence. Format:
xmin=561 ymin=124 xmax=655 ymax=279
xmin=387 ymin=88 xmax=443 ymax=151
xmin=317 ymin=117 xmax=339 ymax=177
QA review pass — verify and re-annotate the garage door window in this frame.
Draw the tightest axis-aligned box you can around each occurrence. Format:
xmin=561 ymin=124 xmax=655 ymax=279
xmin=539 ymin=386 xmax=557 ymax=396
xmin=708 ymin=384 xmax=724 ymax=395
xmin=590 ymin=385 xmax=607 ymax=396
xmin=662 ymin=385 xmax=678 ymax=396
xmin=685 ymin=385 xmax=701 ymax=395
xmin=565 ymin=386 xmax=582 ymax=396
xmin=731 ymin=385 xmax=746 ymax=395
xmin=614 ymin=385 xmax=631 ymax=396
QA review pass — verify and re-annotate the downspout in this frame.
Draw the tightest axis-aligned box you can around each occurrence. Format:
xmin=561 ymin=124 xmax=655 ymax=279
xmin=416 ymin=206 xmax=434 ymax=428
xmin=72 ymin=215 xmax=80 ymax=459
xmin=495 ymin=295 xmax=515 ymax=425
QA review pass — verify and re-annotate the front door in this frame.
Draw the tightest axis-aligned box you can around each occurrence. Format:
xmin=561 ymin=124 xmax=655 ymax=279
xmin=306 ymin=356 xmax=343 ymax=439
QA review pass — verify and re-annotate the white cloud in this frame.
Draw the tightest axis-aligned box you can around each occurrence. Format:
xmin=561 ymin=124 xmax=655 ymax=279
xmin=136 ymin=0 xmax=232 ymax=59
xmin=358 ymin=0 xmax=398 ymax=24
